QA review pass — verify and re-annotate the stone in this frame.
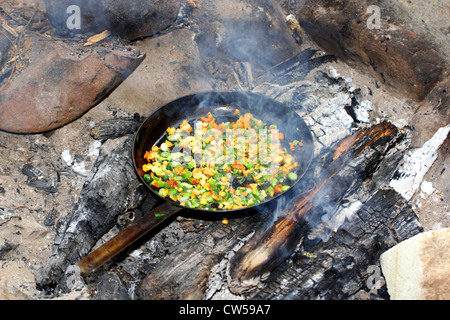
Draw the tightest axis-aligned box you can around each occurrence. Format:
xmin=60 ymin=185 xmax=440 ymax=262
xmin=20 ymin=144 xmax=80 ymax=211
xmin=295 ymin=0 xmax=446 ymax=101
xmin=0 ymin=35 xmax=145 ymax=134
xmin=380 ymin=228 xmax=450 ymax=300
xmin=44 ymin=0 xmax=182 ymax=40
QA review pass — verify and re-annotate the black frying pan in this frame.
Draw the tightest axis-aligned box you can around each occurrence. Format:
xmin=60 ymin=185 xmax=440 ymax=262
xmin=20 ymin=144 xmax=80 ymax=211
xmin=78 ymin=91 xmax=314 ymax=273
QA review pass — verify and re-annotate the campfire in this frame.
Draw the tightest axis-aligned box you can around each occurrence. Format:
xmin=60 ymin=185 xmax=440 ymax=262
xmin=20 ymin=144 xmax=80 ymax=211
xmin=0 ymin=0 xmax=448 ymax=301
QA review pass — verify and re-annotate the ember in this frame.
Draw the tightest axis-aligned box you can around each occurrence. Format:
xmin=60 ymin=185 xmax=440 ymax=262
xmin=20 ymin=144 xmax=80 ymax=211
xmin=0 ymin=0 xmax=448 ymax=302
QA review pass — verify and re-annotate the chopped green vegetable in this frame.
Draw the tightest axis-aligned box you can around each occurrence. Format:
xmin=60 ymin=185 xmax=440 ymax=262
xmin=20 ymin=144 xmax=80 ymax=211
xmin=287 ymin=172 xmax=298 ymax=181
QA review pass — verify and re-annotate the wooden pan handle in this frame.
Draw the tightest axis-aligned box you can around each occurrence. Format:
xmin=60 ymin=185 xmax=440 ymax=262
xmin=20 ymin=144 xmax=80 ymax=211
xmin=78 ymin=202 xmax=182 ymax=274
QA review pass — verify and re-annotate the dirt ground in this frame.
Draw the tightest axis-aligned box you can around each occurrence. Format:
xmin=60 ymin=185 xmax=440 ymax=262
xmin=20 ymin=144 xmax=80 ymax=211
xmin=0 ymin=0 xmax=448 ymax=300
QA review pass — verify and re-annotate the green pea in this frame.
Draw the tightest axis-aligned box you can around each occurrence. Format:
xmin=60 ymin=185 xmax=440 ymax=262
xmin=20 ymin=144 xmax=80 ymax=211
xmin=287 ymin=172 xmax=298 ymax=181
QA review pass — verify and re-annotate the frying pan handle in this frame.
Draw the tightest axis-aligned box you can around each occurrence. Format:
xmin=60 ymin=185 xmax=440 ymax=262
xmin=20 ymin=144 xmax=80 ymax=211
xmin=77 ymin=202 xmax=182 ymax=274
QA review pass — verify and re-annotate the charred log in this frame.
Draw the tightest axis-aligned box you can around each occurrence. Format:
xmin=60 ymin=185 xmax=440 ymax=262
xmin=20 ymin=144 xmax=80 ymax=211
xmin=89 ymin=114 xmax=146 ymax=141
xmin=35 ymin=135 xmax=147 ymax=293
xmin=252 ymin=187 xmax=423 ymax=300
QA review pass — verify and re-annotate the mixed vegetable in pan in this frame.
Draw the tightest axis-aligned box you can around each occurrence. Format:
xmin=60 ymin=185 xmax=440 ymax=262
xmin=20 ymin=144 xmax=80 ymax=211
xmin=141 ymin=109 xmax=302 ymax=210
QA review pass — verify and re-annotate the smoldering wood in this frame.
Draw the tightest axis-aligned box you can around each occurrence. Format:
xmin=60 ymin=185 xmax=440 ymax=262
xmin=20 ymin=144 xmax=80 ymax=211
xmin=252 ymin=188 xmax=423 ymax=300
xmin=206 ymin=49 xmax=337 ymax=92
xmin=35 ymin=135 xmax=147 ymax=293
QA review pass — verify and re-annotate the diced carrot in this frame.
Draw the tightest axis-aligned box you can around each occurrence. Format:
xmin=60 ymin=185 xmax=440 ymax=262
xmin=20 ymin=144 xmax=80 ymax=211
xmin=274 ymin=184 xmax=283 ymax=193
xmin=201 ymin=116 xmax=213 ymax=122
xmin=211 ymin=193 xmax=220 ymax=201
xmin=167 ymin=180 xmax=178 ymax=188
xmin=144 ymin=151 xmax=157 ymax=161
xmin=231 ymin=161 xmax=245 ymax=170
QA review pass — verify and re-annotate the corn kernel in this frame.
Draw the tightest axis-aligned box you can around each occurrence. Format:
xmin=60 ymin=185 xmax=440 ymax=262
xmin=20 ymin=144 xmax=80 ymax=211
xmin=142 ymin=164 xmax=153 ymax=172
xmin=167 ymin=127 xmax=176 ymax=135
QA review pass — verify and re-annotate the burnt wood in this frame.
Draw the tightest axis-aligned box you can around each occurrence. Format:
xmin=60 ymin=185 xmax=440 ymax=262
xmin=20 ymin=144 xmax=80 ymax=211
xmin=89 ymin=114 xmax=147 ymax=141
xmin=252 ymin=188 xmax=423 ymax=300
xmin=35 ymin=135 xmax=147 ymax=293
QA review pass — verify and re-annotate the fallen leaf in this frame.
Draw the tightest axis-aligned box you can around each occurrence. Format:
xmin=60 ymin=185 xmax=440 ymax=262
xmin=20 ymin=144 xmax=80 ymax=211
xmin=23 ymin=38 xmax=32 ymax=54
xmin=84 ymin=30 xmax=111 ymax=46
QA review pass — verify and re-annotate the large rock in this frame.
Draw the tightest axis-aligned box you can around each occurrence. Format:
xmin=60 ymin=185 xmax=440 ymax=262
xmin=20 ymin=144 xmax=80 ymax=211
xmin=380 ymin=228 xmax=450 ymax=300
xmin=295 ymin=0 xmax=446 ymax=101
xmin=44 ymin=0 xmax=181 ymax=40
xmin=0 ymin=35 xmax=145 ymax=134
